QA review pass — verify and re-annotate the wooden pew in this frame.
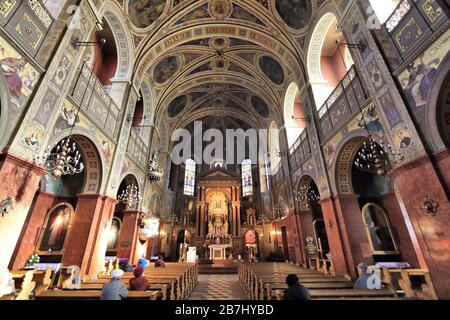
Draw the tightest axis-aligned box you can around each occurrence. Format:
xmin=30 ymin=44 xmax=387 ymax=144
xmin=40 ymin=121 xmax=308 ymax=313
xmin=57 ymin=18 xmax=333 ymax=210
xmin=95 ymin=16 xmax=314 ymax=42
xmin=35 ymin=290 xmax=159 ymax=300
xmin=382 ymin=268 xmax=438 ymax=300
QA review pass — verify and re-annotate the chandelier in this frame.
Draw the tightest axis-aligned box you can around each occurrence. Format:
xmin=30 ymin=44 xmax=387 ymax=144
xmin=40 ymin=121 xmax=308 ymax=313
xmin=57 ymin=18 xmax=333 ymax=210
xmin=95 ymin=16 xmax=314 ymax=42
xmin=118 ymin=184 xmax=142 ymax=207
xmin=271 ymin=202 xmax=286 ymax=221
xmin=295 ymin=184 xmax=320 ymax=204
xmin=35 ymin=138 xmax=84 ymax=180
xmin=147 ymin=150 xmax=163 ymax=182
xmin=167 ymin=212 xmax=180 ymax=226
xmin=354 ymin=135 xmax=404 ymax=176
xmin=257 ymin=211 xmax=271 ymax=225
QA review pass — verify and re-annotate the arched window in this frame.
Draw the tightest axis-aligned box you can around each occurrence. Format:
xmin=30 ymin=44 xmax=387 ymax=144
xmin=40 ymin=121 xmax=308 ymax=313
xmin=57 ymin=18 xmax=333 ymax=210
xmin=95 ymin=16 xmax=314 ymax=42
xmin=284 ymin=83 xmax=308 ymax=148
xmin=242 ymin=159 xmax=253 ymax=197
xmin=184 ymin=159 xmax=196 ymax=196
xmin=269 ymin=121 xmax=281 ymax=171
xmin=369 ymin=0 xmax=401 ymax=24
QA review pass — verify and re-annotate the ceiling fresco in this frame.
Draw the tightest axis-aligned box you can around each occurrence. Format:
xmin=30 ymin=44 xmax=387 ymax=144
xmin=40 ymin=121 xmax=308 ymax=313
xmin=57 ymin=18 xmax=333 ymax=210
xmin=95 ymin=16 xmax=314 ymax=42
xmin=117 ymin=0 xmax=323 ymax=134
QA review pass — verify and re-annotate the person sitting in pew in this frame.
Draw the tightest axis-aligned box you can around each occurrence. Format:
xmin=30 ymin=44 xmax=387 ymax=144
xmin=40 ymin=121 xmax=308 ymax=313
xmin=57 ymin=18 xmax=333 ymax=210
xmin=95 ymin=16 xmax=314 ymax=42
xmin=101 ymin=270 xmax=128 ymax=300
xmin=283 ymin=274 xmax=311 ymax=300
xmin=119 ymin=259 xmax=133 ymax=273
xmin=129 ymin=267 xmax=149 ymax=292
xmin=155 ymin=255 xmax=166 ymax=268
xmin=137 ymin=255 xmax=150 ymax=269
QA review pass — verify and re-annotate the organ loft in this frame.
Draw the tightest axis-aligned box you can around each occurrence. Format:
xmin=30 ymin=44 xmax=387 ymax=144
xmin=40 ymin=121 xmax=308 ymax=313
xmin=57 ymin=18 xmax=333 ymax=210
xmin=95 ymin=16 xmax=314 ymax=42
xmin=0 ymin=0 xmax=449 ymax=302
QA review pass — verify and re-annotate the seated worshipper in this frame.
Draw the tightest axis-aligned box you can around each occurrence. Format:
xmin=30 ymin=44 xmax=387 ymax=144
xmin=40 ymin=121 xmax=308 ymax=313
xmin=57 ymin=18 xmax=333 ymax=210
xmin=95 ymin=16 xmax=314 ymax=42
xmin=119 ymin=259 xmax=133 ymax=272
xmin=283 ymin=274 xmax=311 ymax=300
xmin=155 ymin=255 xmax=166 ymax=268
xmin=137 ymin=255 xmax=150 ymax=269
xmin=129 ymin=267 xmax=149 ymax=291
xmin=101 ymin=269 xmax=128 ymax=300
xmin=354 ymin=262 xmax=379 ymax=290
xmin=0 ymin=268 xmax=15 ymax=298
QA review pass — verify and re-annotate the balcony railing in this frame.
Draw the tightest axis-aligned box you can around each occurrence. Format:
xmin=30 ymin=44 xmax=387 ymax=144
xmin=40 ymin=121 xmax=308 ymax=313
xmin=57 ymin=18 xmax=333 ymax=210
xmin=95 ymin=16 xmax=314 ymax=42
xmin=318 ymin=65 xmax=368 ymax=141
xmin=69 ymin=63 xmax=120 ymax=141
xmin=373 ymin=0 xmax=449 ymax=71
xmin=289 ymin=130 xmax=311 ymax=172
xmin=127 ymin=129 xmax=149 ymax=171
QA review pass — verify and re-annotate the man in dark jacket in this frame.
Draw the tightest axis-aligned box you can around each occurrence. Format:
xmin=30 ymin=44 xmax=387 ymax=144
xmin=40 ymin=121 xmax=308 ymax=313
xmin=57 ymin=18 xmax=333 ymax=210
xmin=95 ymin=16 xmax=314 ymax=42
xmin=283 ymin=274 xmax=311 ymax=300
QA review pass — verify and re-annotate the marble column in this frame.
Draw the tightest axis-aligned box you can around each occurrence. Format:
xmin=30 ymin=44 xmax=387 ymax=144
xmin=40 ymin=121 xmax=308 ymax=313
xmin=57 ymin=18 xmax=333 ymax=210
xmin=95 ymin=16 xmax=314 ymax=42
xmin=0 ymin=153 xmax=46 ymax=270
xmin=117 ymin=210 xmax=141 ymax=265
xmin=61 ymin=194 xmax=117 ymax=276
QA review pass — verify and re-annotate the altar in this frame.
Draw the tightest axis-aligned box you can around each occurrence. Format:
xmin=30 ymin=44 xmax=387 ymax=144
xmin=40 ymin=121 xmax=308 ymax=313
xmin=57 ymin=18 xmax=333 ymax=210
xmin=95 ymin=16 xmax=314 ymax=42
xmin=209 ymin=244 xmax=232 ymax=261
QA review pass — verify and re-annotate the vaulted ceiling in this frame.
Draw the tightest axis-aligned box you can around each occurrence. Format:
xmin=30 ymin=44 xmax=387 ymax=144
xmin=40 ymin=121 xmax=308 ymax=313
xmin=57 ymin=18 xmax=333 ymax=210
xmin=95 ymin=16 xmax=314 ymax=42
xmin=119 ymin=0 xmax=322 ymax=131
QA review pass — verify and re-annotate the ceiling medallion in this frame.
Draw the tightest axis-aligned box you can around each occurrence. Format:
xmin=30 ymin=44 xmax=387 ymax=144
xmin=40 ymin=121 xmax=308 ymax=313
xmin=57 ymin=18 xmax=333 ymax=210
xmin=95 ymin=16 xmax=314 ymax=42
xmin=211 ymin=56 xmax=229 ymax=72
xmin=209 ymin=37 xmax=230 ymax=51
xmin=209 ymin=0 xmax=233 ymax=20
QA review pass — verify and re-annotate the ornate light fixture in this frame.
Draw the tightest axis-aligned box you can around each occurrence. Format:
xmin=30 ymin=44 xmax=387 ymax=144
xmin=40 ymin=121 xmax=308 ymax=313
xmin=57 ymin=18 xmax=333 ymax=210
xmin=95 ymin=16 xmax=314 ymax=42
xmin=118 ymin=184 xmax=142 ymax=208
xmin=295 ymin=184 xmax=321 ymax=204
xmin=147 ymin=150 xmax=163 ymax=183
xmin=257 ymin=211 xmax=271 ymax=225
xmin=167 ymin=212 xmax=180 ymax=226
xmin=271 ymin=202 xmax=286 ymax=221
xmin=35 ymin=139 xmax=84 ymax=180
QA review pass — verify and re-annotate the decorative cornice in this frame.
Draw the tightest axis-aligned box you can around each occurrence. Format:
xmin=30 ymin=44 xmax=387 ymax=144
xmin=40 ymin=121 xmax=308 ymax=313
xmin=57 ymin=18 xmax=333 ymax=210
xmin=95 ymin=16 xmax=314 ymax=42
xmin=388 ymin=154 xmax=431 ymax=177
xmin=0 ymin=153 xmax=46 ymax=176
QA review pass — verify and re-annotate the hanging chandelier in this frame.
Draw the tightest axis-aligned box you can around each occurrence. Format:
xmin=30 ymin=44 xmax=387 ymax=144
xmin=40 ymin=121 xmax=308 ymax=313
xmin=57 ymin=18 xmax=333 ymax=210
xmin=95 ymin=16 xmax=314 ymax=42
xmin=118 ymin=184 xmax=142 ymax=207
xmin=271 ymin=202 xmax=286 ymax=221
xmin=354 ymin=135 xmax=404 ymax=176
xmin=257 ymin=211 xmax=271 ymax=225
xmin=147 ymin=150 xmax=163 ymax=182
xmin=295 ymin=184 xmax=321 ymax=204
xmin=35 ymin=138 xmax=84 ymax=180
xmin=167 ymin=212 xmax=180 ymax=226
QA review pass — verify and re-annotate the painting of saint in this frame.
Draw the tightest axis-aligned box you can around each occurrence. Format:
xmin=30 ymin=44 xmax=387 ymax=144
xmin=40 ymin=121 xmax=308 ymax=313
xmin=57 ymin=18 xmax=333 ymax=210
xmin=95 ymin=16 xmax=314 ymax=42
xmin=150 ymin=193 xmax=161 ymax=218
xmin=39 ymin=204 xmax=73 ymax=253
xmin=33 ymin=90 xmax=58 ymax=128
xmin=379 ymin=91 xmax=403 ymax=129
xmin=168 ymin=95 xmax=188 ymax=118
xmin=245 ymin=230 xmax=257 ymax=245
xmin=259 ymin=56 xmax=285 ymax=85
xmin=128 ymin=0 xmax=166 ymax=29
xmin=102 ymin=140 xmax=113 ymax=166
xmin=402 ymin=56 xmax=440 ymax=108
xmin=153 ymin=56 xmax=180 ymax=84
xmin=362 ymin=203 xmax=397 ymax=253
xmin=0 ymin=39 xmax=39 ymax=108
xmin=275 ymin=0 xmax=311 ymax=30
xmin=53 ymin=103 xmax=80 ymax=135
xmin=358 ymin=105 xmax=385 ymax=138
xmin=107 ymin=217 xmax=121 ymax=250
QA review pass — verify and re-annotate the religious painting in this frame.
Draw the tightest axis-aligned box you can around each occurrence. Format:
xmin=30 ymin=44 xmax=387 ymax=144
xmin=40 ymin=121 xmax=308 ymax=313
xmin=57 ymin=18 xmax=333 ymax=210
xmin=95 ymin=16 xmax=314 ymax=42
xmin=102 ymin=140 xmax=113 ymax=166
xmin=38 ymin=203 xmax=74 ymax=254
xmin=20 ymin=128 xmax=42 ymax=151
xmin=153 ymin=56 xmax=181 ymax=84
xmin=149 ymin=193 xmax=161 ymax=218
xmin=128 ymin=0 xmax=167 ymax=29
xmin=362 ymin=203 xmax=399 ymax=254
xmin=231 ymin=5 xmax=263 ymax=25
xmin=184 ymin=159 xmax=196 ymax=196
xmin=168 ymin=95 xmax=188 ymax=118
xmin=0 ymin=37 xmax=40 ymax=108
xmin=378 ymin=90 xmax=403 ymax=129
xmin=33 ymin=90 xmax=58 ymax=129
xmin=259 ymin=56 xmax=285 ymax=85
xmin=251 ymin=96 xmax=270 ymax=118
xmin=176 ymin=3 xmax=209 ymax=24
xmin=393 ymin=127 xmax=413 ymax=150
xmin=357 ymin=105 xmax=385 ymax=138
xmin=275 ymin=0 xmax=311 ymax=30
xmin=53 ymin=101 xmax=80 ymax=135
xmin=107 ymin=217 xmax=122 ymax=251
xmin=209 ymin=0 xmax=232 ymax=19
xmin=245 ymin=230 xmax=257 ymax=245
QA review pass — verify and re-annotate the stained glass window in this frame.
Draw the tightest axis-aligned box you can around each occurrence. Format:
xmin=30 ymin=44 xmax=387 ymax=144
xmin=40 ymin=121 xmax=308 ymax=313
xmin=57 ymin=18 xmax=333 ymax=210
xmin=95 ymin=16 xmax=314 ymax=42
xmin=184 ymin=159 xmax=196 ymax=196
xmin=242 ymin=159 xmax=253 ymax=197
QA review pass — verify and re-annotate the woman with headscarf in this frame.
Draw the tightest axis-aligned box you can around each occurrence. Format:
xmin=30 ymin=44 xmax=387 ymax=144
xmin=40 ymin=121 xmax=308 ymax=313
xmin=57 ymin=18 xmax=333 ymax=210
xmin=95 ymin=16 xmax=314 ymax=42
xmin=129 ymin=267 xmax=149 ymax=291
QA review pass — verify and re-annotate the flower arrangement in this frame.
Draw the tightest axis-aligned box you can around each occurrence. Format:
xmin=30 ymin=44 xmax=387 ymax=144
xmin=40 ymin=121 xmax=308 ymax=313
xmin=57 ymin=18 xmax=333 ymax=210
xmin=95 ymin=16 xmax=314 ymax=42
xmin=26 ymin=253 xmax=40 ymax=267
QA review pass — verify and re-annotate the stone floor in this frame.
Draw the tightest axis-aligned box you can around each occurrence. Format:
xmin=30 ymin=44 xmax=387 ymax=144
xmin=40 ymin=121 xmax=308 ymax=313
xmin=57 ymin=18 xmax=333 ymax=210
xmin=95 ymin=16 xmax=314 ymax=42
xmin=189 ymin=274 xmax=247 ymax=300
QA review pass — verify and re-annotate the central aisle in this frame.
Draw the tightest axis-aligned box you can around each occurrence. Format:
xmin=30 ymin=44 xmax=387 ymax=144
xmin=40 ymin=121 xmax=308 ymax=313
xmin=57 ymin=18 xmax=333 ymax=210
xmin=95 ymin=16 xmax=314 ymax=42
xmin=189 ymin=274 xmax=247 ymax=300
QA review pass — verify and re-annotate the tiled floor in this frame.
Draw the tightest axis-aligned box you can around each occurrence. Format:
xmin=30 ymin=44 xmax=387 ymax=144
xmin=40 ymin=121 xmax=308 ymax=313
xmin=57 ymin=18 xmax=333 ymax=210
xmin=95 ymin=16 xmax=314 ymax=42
xmin=189 ymin=274 xmax=247 ymax=300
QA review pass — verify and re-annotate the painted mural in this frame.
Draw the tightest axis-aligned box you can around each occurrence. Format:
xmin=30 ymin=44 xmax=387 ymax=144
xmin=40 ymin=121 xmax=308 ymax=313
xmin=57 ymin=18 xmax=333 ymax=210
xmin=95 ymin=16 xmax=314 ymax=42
xmin=251 ymin=96 xmax=270 ymax=118
xmin=0 ymin=37 xmax=40 ymax=109
xmin=176 ymin=3 xmax=210 ymax=24
xmin=128 ymin=0 xmax=166 ymax=29
xmin=149 ymin=193 xmax=162 ymax=218
xmin=168 ymin=95 xmax=188 ymax=118
xmin=153 ymin=56 xmax=181 ymax=84
xmin=275 ymin=0 xmax=311 ymax=30
xmin=259 ymin=56 xmax=285 ymax=85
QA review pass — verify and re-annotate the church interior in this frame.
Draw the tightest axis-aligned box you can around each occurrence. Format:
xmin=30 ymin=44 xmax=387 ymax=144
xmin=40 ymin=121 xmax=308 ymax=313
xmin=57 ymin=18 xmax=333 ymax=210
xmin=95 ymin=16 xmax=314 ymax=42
xmin=0 ymin=0 xmax=450 ymax=301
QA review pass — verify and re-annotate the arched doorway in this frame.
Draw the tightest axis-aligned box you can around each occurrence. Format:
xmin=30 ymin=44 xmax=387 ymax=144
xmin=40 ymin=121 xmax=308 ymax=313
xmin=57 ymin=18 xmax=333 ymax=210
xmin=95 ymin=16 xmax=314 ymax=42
xmin=307 ymin=12 xmax=354 ymax=108
xmin=333 ymin=136 xmax=419 ymax=266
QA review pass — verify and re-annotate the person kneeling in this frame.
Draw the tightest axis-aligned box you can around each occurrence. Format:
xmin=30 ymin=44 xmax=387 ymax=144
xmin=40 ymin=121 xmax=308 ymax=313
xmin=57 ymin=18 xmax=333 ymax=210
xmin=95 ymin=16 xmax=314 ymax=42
xmin=283 ymin=274 xmax=311 ymax=300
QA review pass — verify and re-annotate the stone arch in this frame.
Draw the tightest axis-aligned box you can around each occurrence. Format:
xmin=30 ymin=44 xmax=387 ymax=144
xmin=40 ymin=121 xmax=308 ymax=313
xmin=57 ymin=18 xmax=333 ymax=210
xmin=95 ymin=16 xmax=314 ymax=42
xmin=284 ymin=82 xmax=307 ymax=148
xmin=296 ymin=174 xmax=320 ymax=210
xmin=100 ymin=1 xmax=134 ymax=81
xmin=140 ymin=77 xmax=156 ymax=125
xmin=45 ymin=131 xmax=105 ymax=194
xmin=425 ymin=51 xmax=450 ymax=152
xmin=0 ymin=70 xmax=11 ymax=151
xmin=268 ymin=121 xmax=281 ymax=172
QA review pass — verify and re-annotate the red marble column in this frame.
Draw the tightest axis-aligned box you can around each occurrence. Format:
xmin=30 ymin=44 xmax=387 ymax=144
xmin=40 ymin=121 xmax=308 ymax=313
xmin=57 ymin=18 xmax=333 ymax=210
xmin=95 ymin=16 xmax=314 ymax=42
xmin=9 ymin=192 xmax=58 ymax=270
xmin=61 ymin=194 xmax=117 ymax=276
xmin=298 ymin=209 xmax=316 ymax=264
xmin=320 ymin=197 xmax=354 ymax=277
xmin=390 ymin=155 xmax=450 ymax=299
xmin=0 ymin=153 xmax=46 ymax=270
xmin=293 ymin=212 xmax=306 ymax=265
xmin=117 ymin=210 xmax=140 ymax=265
xmin=433 ymin=148 xmax=450 ymax=191
xmin=333 ymin=194 xmax=374 ymax=276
